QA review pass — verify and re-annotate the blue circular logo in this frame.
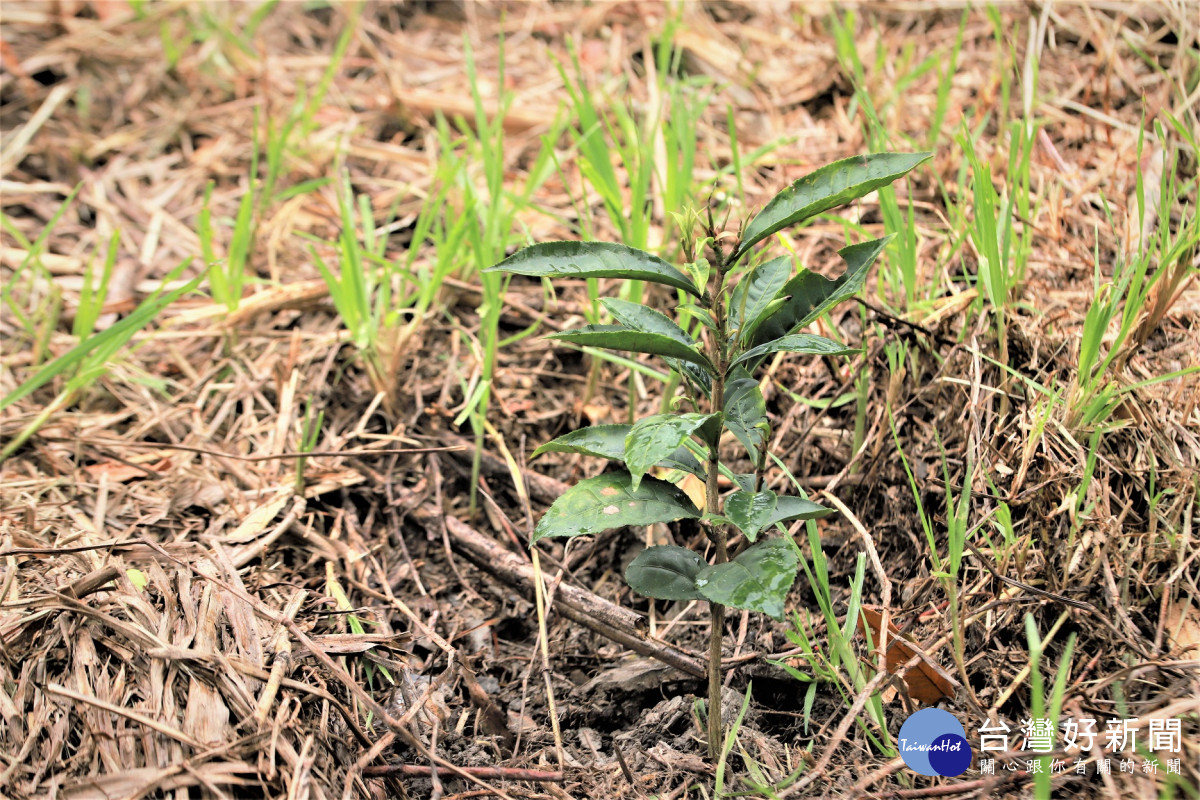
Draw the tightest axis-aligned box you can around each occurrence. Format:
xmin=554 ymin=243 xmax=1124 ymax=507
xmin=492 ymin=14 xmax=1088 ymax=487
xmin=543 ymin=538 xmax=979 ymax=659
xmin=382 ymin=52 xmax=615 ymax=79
xmin=898 ymin=708 xmax=971 ymax=776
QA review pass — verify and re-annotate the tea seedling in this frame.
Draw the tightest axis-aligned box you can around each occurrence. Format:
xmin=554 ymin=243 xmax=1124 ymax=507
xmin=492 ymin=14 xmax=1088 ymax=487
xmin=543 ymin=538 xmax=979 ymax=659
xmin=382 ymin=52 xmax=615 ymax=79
xmin=487 ymin=151 xmax=931 ymax=759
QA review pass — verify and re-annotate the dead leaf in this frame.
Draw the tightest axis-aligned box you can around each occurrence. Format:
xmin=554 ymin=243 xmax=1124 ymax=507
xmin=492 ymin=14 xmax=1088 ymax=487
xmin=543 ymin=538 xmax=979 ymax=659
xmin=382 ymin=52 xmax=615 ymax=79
xmin=678 ymin=472 xmax=707 ymax=512
xmin=650 ymin=467 xmax=706 ymax=512
xmin=858 ymin=606 xmax=957 ymax=705
xmin=303 ymin=469 xmax=365 ymax=497
xmin=89 ymin=1 xmax=133 ymax=22
xmin=580 ymin=402 xmax=610 ymax=424
xmin=83 ymin=461 xmax=148 ymax=482
xmin=1163 ymin=599 xmax=1200 ymax=657
xmin=225 ymin=491 xmax=291 ymax=544
xmin=84 ymin=454 xmax=170 ymax=482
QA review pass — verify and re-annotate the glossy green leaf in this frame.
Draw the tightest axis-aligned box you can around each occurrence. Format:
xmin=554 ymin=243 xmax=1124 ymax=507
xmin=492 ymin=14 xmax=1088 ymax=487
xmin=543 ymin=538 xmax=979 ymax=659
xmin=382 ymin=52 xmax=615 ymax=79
xmin=548 ymin=325 xmax=717 ymax=376
xmin=530 ymin=424 xmax=703 ymax=477
xmin=532 ymin=473 xmax=701 ymax=544
xmin=733 ymin=153 xmax=932 ymax=260
xmin=767 ymin=496 xmax=834 ymax=527
xmin=744 ymin=296 xmax=792 ymax=343
xmin=601 ymin=297 xmax=711 ymax=395
xmin=724 ymin=490 xmax=777 ymax=542
xmin=723 ymin=366 xmax=767 ymax=459
xmin=485 ymin=240 xmax=702 ymax=297
xmin=695 ymin=414 xmax=724 ymax=450
xmin=695 ymin=539 xmax=798 ymax=621
xmin=600 ymin=297 xmax=693 ymax=344
xmin=749 ymin=236 xmax=892 ymax=349
xmin=732 ymin=473 xmax=756 ymax=493
xmin=679 ymin=303 xmax=720 ymax=333
xmin=626 ymin=413 xmax=719 ymax=490
xmin=730 ymin=256 xmax=790 ymax=341
xmin=741 ymin=297 xmax=788 ymax=345
xmin=684 ymin=257 xmax=711 ymax=289
xmin=625 ymin=545 xmax=706 ymax=601
xmin=731 ymin=333 xmax=859 ymax=369
xmin=531 ymin=426 xmax=625 ymax=461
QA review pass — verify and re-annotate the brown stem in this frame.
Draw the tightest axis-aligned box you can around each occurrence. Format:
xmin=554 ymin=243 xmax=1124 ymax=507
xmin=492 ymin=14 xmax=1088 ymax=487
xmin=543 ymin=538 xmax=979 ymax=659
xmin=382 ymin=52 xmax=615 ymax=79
xmin=705 ymin=373 xmax=727 ymax=760
xmin=705 ymin=240 xmax=731 ymax=761
xmin=707 ymin=601 xmax=725 ymax=758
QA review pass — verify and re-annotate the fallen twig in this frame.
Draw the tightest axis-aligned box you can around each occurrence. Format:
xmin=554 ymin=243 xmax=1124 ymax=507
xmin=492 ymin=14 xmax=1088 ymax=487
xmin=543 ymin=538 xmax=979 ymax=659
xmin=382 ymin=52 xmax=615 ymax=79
xmin=395 ymin=488 xmax=707 ymax=679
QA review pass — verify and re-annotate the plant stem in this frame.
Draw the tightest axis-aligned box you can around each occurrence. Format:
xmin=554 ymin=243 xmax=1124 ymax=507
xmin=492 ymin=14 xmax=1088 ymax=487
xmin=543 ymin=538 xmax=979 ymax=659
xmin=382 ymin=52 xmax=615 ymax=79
xmin=706 ymin=375 xmax=727 ymax=760
xmin=707 ymin=601 xmax=725 ymax=758
xmin=704 ymin=239 xmax=730 ymax=761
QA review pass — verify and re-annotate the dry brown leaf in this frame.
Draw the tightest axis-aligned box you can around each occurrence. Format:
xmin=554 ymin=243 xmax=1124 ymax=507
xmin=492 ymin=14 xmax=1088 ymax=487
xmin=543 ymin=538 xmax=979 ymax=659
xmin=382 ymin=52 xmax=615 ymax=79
xmin=581 ymin=402 xmax=611 ymax=424
xmin=677 ymin=472 xmax=707 ymax=512
xmin=1163 ymin=599 xmax=1200 ymax=657
xmin=225 ymin=491 xmax=291 ymax=544
xmin=303 ymin=469 xmax=365 ymax=497
xmin=83 ymin=454 xmax=170 ymax=482
xmin=859 ymin=606 xmax=956 ymax=705
xmin=83 ymin=461 xmax=148 ymax=482
xmin=89 ymin=0 xmax=133 ymax=22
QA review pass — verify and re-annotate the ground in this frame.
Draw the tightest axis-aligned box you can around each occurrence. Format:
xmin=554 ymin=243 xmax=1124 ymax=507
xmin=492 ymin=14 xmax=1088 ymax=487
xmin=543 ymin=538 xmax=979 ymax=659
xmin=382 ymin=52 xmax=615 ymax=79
xmin=1 ymin=2 xmax=1198 ymax=799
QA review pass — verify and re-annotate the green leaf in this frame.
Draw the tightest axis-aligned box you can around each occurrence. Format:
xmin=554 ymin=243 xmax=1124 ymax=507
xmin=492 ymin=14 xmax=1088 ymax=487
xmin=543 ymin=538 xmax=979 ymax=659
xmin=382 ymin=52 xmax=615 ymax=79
xmin=549 ymin=325 xmax=717 ymax=376
xmin=532 ymin=473 xmax=701 ymax=544
xmin=626 ymin=413 xmax=719 ymax=490
xmin=684 ymin=257 xmax=711 ymax=289
xmin=695 ymin=539 xmax=798 ymax=621
xmin=679 ymin=303 xmax=720 ymax=333
xmin=749 ymin=236 xmax=892 ymax=349
xmin=767 ymin=496 xmax=834 ymax=527
xmin=625 ymin=545 xmax=706 ymax=601
xmin=600 ymin=297 xmax=693 ymax=344
xmin=601 ymin=297 xmax=711 ymax=395
xmin=741 ymin=296 xmax=788 ymax=345
xmin=730 ymin=256 xmax=790 ymax=341
xmin=695 ymin=413 xmax=724 ymax=450
xmin=733 ymin=152 xmax=932 ymax=260
xmin=724 ymin=490 xmax=777 ymax=542
xmin=723 ymin=366 xmax=767 ymax=459
xmin=731 ymin=333 xmax=859 ymax=369
xmin=485 ymin=241 xmax=702 ymax=298
xmin=531 ymin=424 xmax=704 ymax=477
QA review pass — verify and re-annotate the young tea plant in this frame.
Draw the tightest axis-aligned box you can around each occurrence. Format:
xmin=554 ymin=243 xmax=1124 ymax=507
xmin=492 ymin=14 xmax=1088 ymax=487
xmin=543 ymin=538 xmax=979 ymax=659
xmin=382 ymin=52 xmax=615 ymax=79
xmin=486 ymin=152 xmax=931 ymax=760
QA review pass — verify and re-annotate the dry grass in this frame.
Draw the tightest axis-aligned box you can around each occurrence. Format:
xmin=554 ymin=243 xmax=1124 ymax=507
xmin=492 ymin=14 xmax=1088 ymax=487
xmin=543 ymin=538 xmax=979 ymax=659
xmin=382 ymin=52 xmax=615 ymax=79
xmin=2 ymin=2 xmax=1198 ymax=799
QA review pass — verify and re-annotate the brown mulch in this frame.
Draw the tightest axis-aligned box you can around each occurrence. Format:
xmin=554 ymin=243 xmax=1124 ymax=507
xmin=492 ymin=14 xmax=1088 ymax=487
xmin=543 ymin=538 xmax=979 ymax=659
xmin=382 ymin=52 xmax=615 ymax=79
xmin=2 ymin=2 xmax=1198 ymax=799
